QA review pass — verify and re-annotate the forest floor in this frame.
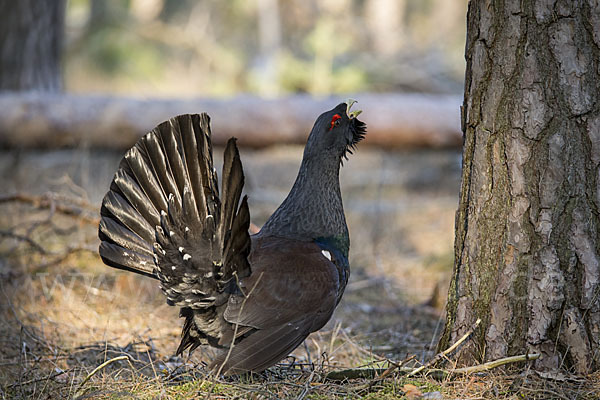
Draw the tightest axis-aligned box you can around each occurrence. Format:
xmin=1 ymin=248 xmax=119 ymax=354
xmin=0 ymin=147 xmax=597 ymax=399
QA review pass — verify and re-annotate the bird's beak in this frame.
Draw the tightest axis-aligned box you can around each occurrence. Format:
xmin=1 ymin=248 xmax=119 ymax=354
xmin=345 ymin=99 xmax=362 ymax=119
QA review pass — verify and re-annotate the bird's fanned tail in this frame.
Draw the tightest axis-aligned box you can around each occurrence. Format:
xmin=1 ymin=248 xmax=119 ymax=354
xmin=98 ymin=113 xmax=251 ymax=350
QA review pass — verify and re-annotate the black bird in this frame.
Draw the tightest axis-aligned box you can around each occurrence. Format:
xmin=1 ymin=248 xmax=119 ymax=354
xmin=98 ymin=100 xmax=366 ymax=374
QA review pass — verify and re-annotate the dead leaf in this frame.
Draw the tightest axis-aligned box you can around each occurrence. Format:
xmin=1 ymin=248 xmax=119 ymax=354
xmin=535 ymin=370 xmax=569 ymax=381
xmin=403 ymin=383 xmax=423 ymax=399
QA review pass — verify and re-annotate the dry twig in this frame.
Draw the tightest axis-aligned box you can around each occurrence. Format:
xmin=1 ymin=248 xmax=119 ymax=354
xmin=0 ymin=230 xmax=49 ymax=254
xmin=74 ymin=355 xmax=130 ymax=398
xmin=0 ymin=192 xmax=99 ymax=225
xmin=6 ymin=368 xmax=71 ymax=389
xmin=407 ymin=318 xmax=481 ymax=377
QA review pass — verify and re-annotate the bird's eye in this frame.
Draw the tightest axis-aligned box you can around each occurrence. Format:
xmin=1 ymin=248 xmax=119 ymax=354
xmin=329 ymin=114 xmax=342 ymax=131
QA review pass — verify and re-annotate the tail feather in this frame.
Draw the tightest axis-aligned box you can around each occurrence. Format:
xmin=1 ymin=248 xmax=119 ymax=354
xmin=98 ymin=241 xmax=155 ymax=277
xmin=218 ymin=139 xmax=251 ymax=283
xmin=220 ymin=139 xmax=245 ymax=242
xmin=99 ymin=217 xmax=152 ymax=257
xmin=157 ymin=122 xmax=188 ymax=204
xmin=111 ymin=169 xmax=161 ymax=228
xmin=98 ymin=113 xmax=251 ymax=347
xmin=181 ymin=185 xmax=203 ymax=238
xmin=140 ymin=132 xmax=182 ymax=207
xmin=124 ymin=146 xmax=169 ymax=214
xmin=222 ymin=195 xmax=251 ymax=282
xmin=100 ymin=190 xmax=154 ymax=243
xmin=180 ymin=115 xmax=209 ymax=220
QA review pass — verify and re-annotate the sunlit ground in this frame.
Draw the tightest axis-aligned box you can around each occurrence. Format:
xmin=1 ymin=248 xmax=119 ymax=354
xmin=2 ymin=147 xmax=597 ymax=398
xmin=0 ymin=146 xmax=460 ymax=396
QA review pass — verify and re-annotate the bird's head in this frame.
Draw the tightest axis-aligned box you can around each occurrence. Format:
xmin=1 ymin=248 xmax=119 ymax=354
xmin=304 ymin=99 xmax=366 ymax=162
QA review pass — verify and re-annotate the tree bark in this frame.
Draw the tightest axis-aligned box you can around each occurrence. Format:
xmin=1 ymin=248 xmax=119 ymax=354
xmin=439 ymin=0 xmax=600 ymax=374
xmin=0 ymin=0 xmax=65 ymax=91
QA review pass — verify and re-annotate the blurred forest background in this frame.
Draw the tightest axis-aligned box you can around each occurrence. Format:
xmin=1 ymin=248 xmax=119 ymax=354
xmin=0 ymin=1 xmax=481 ymax=398
xmin=64 ymin=0 xmax=467 ymax=97
xmin=3 ymin=2 xmax=600 ymax=398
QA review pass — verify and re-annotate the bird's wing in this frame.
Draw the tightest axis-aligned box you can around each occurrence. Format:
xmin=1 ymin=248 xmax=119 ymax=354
xmin=213 ymin=236 xmax=341 ymax=373
xmin=210 ymin=314 xmax=314 ymax=375
xmin=224 ymin=236 xmax=341 ymax=330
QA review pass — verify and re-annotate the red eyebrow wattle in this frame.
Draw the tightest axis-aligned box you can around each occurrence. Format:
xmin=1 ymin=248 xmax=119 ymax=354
xmin=329 ymin=114 xmax=342 ymax=130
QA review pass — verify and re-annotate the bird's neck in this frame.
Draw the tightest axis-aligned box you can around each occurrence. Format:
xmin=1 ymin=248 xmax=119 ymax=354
xmin=260 ymin=155 xmax=349 ymax=255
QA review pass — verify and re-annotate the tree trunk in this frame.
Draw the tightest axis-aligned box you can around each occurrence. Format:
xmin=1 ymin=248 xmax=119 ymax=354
xmin=0 ymin=0 xmax=65 ymax=91
xmin=439 ymin=0 xmax=600 ymax=374
xmin=255 ymin=0 xmax=282 ymax=96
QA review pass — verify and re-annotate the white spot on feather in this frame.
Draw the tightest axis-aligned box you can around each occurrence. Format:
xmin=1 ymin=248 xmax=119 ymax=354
xmin=140 ymin=261 xmax=147 ymax=265
xmin=321 ymin=250 xmax=332 ymax=261
xmin=178 ymin=247 xmax=184 ymax=252
xmin=169 ymin=230 xmax=175 ymax=237
xmin=185 ymin=227 xmax=190 ymax=232
xmin=183 ymin=254 xmax=191 ymax=261
xmin=123 ymin=252 xmax=129 ymax=257
xmin=171 ymin=266 xmax=177 ymax=270
xmin=161 ymin=210 xmax=167 ymax=217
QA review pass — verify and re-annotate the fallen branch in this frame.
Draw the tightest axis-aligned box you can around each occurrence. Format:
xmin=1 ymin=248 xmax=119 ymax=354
xmin=449 ymin=353 xmax=540 ymax=375
xmin=360 ymin=355 xmax=417 ymax=393
xmin=325 ymin=367 xmax=389 ymax=381
xmin=0 ymin=229 xmax=49 ymax=254
xmin=34 ymin=245 xmax=98 ymax=269
xmin=0 ymin=192 xmax=99 ymax=225
xmin=377 ymin=355 xmax=416 ymax=381
xmin=324 ymin=353 xmax=540 ymax=381
xmin=6 ymin=368 xmax=71 ymax=388
xmin=407 ymin=318 xmax=482 ymax=377
xmin=0 ymin=228 xmax=96 ymax=267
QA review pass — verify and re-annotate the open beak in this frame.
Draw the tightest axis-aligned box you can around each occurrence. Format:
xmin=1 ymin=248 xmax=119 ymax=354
xmin=342 ymin=99 xmax=366 ymax=160
xmin=345 ymin=99 xmax=362 ymax=119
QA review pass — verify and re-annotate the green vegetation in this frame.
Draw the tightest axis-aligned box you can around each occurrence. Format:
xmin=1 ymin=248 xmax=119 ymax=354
xmin=64 ymin=0 xmax=467 ymax=97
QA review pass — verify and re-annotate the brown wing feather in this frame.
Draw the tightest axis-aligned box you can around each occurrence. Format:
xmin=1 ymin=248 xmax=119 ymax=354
xmin=213 ymin=235 xmax=341 ymax=374
xmin=224 ymin=236 xmax=340 ymax=329
xmin=210 ymin=315 xmax=313 ymax=374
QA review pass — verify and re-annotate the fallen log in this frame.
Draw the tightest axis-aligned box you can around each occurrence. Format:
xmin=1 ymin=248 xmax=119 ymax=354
xmin=0 ymin=92 xmax=462 ymax=149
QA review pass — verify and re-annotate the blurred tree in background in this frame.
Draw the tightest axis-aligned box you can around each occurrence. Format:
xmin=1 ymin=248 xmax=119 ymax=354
xmin=0 ymin=0 xmax=66 ymax=91
xmin=64 ymin=0 xmax=467 ymax=97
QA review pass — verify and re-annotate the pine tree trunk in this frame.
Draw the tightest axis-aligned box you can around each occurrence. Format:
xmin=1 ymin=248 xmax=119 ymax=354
xmin=0 ymin=0 xmax=65 ymax=91
xmin=439 ymin=0 xmax=600 ymax=374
